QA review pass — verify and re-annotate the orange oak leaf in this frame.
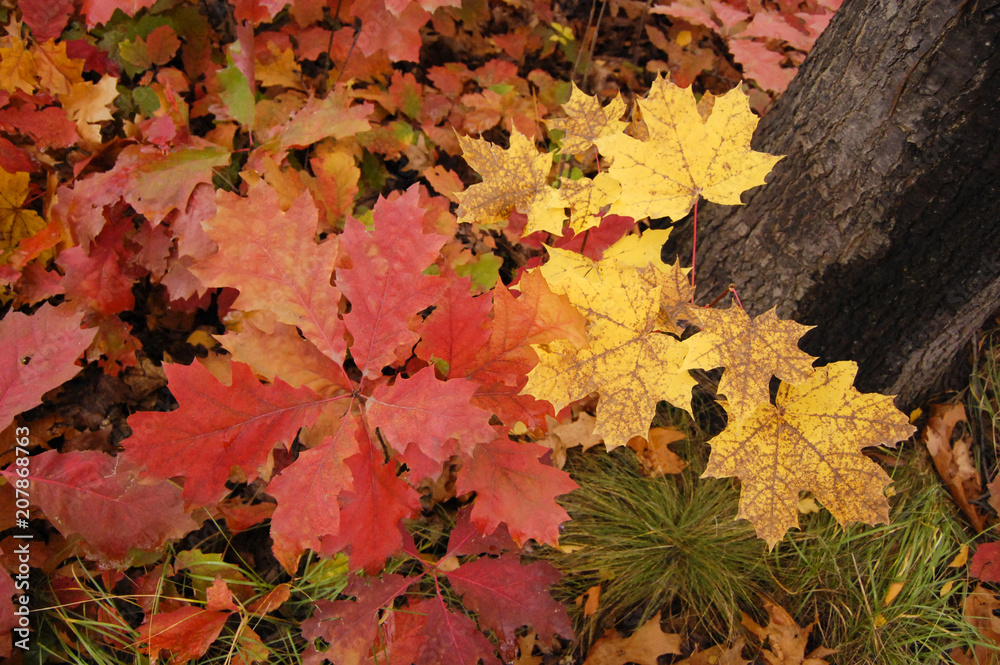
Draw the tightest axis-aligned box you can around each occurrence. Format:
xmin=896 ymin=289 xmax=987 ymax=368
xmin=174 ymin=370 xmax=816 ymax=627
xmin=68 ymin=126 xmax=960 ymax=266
xmin=264 ymin=87 xmax=373 ymax=155
xmin=190 ymin=181 xmax=348 ymax=366
xmin=137 ymin=605 xmax=231 ymax=665
xmin=366 ymin=366 xmax=496 ymax=471
xmin=456 ymin=437 xmax=578 ymax=546
xmin=337 ymin=186 xmax=447 ymax=378
xmin=216 ymin=319 xmax=351 ymax=396
xmin=0 ymin=302 xmax=97 ymax=430
xmin=546 ymin=82 xmax=628 ymax=155
xmin=682 ymin=306 xmax=816 ymax=428
xmin=8 ymin=451 xmax=197 ymax=567
xmin=703 ymin=362 xmax=915 ymax=547
xmin=445 ymin=553 xmax=572 ymax=642
xmin=124 ymin=361 xmax=344 ymax=506
xmin=119 ymin=143 xmax=231 ymax=225
xmin=268 ymin=414 xmax=361 ymax=573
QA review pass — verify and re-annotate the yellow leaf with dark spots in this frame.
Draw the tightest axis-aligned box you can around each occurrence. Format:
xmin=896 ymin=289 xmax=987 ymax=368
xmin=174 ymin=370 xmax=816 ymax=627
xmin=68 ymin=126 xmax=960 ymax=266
xmin=683 ymin=306 xmax=816 ymax=428
xmin=546 ymin=82 xmax=628 ymax=155
xmin=704 ymin=361 xmax=915 ymax=547
xmin=595 ymin=75 xmax=782 ymax=221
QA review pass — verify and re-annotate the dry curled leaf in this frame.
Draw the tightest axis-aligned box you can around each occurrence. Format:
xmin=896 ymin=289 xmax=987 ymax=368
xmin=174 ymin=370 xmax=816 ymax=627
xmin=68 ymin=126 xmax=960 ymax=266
xmin=582 ymin=613 xmax=681 ymax=665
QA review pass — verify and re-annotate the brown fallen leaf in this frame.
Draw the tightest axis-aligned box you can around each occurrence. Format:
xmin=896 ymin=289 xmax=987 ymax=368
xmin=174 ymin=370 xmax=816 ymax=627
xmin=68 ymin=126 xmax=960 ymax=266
xmin=537 ymin=412 xmax=604 ymax=469
xmin=514 ymin=631 xmax=543 ymax=665
xmin=922 ymin=403 xmax=986 ymax=531
xmin=742 ymin=598 xmax=836 ymax=665
xmin=673 ymin=639 xmax=749 ymax=665
xmin=582 ymin=613 xmax=681 ymax=665
xmin=951 ymin=584 xmax=1000 ymax=665
xmin=626 ymin=426 xmax=687 ymax=476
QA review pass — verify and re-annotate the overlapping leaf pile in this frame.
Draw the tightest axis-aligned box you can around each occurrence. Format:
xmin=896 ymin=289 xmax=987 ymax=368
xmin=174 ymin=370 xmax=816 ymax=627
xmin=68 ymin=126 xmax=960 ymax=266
xmin=0 ymin=0 xmax=902 ymax=662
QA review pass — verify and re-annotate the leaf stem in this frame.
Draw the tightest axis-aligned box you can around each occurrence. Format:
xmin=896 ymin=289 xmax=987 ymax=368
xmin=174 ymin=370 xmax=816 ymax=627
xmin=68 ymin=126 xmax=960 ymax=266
xmin=690 ymin=198 xmax=698 ymax=303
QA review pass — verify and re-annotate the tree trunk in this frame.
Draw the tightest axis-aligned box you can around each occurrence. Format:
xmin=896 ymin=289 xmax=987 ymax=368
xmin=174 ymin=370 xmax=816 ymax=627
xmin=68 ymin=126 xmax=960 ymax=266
xmin=665 ymin=0 xmax=1000 ymax=410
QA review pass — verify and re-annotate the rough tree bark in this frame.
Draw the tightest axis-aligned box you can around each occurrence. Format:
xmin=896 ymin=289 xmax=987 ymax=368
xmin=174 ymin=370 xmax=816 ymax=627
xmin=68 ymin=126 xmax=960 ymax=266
xmin=665 ymin=0 xmax=1000 ymax=409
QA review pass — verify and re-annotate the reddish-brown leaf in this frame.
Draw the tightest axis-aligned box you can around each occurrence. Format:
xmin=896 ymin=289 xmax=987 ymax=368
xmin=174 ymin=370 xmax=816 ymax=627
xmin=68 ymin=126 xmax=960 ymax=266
xmin=415 ymin=276 xmax=493 ymax=378
xmin=123 ymin=361 xmax=339 ymax=506
xmin=412 ymin=597 xmax=501 ymax=665
xmin=446 ymin=553 xmax=572 ymax=642
xmin=7 ymin=451 xmax=197 ymax=567
xmin=137 ymin=605 xmax=231 ymax=665
xmin=301 ymin=574 xmax=415 ymax=665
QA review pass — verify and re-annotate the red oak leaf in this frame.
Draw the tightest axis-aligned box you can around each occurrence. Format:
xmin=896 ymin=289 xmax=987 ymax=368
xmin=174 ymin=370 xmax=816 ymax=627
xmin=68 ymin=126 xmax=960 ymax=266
xmin=0 ymin=302 xmax=96 ymax=430
xmin=20 ymin=0 xmax=74 ymax=40
xmin=191 ymin=181 xmax=347 ymax=366
xmin=0 ymin=106 xmax=79 ymax=149
xmin=6 ymin=451 xmax=197 ymax=567
xmin=124 ymin=361 xmax=340 ymax=506
xmin=320 ymin=428 xmax=421 ymax=574
xmin=366 ymin=366 xmax=495 ymax=472
xmin=137 ymin=605 xmax=231 ymax=665
xmin=445 ymin=553 xmax=572 ymax=642
xmin=56 ymin=212 xmax=138 ymax=317
xmin=415 ymin=276 xmax=493 ymax=378
xmin=268 ymin=414 xmax=360 ymax=573
xmin=120 ymin=143 xmax=231 ymax=225
xmin=412 ymin=596 xmax=501 ymax=665
xmin=469 ymin=270 xmax=587 ymax=387
xmin=971 ymin=542 xmax=1000 ymax=583
xmin=469 ymin=381 xmax=554 ymax=431
xmin=349 ymin=0 xmax=430 ymax=62
xmin=301 ymin=573 xmax=415 ymax=665
xmin=338 ymin=186 xmax=447 ymax=378
xmin=445 ymin=505 xmax=516 ymax=556
xmin=456 ymin=438 xmax=577 ymax=546
xmin=81 ymin=0 xmax=158 ymax=28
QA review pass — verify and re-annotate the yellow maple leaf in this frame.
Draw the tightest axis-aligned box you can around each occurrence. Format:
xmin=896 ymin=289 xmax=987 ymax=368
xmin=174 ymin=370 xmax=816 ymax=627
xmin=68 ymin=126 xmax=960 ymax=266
xmin=455 ymin=128 xmax=564 ymax=231
xmin=547 ymin=82 xmax=628 ymax=155
xmin=524 ymin=234 xmax=697 ymax=449
xmin=33 ymin=40 xmax=84 ymax=97
xmin=0 ymin=168 xmax=46 ymax=250
xmin=595 ymin=75 xmax=782 ymax=221
xmin=682 ymin=306 xmax=816 ymax=427
xmin=0 ymin=20 xmax=37 ymax=94
xmin=703 ymin=361 xmax=916 ymax=548
xmin=557 ymin=172 xmax=622 ymax=234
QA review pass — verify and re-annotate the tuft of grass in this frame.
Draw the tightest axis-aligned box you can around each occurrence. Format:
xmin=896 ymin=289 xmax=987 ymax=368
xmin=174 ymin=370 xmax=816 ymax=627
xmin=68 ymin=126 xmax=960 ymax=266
xmin=767 ymin=450 xmax=986 ymax=663
xmin=547 ymin=439 xmax=766 ymax=648
xmin=35 ymin=525 xmax=350 ymax=665
xmin=546 ymin=418 xmax=985 ymax=661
